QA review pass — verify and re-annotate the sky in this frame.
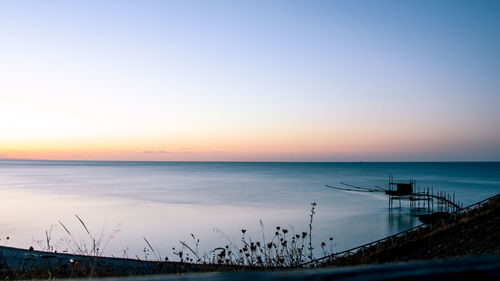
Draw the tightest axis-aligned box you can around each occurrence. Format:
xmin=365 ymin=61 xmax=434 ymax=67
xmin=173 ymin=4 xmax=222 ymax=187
xmin=1 ymin=0 xmax=499 ymax=161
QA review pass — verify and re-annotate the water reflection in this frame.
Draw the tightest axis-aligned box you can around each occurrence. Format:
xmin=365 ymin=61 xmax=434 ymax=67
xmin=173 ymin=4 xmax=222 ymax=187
xmin=387 ymin=208 xmax=419 ymax=233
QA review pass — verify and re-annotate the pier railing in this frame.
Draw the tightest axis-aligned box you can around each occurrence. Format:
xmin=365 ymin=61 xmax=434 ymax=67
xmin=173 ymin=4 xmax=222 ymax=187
xmin=300 ymin=192 xmax=500 ymax=267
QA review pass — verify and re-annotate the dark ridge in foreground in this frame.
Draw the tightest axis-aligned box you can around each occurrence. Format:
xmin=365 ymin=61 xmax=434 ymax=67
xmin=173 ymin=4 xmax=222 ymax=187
xmin=0 ymin=246 xmax=257 ymax=280
xmin=323 ymin=194 xmax=500 ymax=266
xmin=66 ymin=256 xmax=500 ymax=281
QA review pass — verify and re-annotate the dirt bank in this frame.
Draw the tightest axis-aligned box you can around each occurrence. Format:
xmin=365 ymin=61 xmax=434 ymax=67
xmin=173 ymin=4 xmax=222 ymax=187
xmin=324 ymin=195 xmax=500 ymax=266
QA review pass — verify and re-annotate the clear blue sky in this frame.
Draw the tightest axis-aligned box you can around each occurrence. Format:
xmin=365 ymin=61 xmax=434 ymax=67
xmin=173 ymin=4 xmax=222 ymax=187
xmin=1 ymin=0 xmax=499 ymax=161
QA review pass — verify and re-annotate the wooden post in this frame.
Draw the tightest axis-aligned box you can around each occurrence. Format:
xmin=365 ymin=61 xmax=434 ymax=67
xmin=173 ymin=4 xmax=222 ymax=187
xmin=431 ymin=187 xmax=434 ymax=211
xmin=428 ymin=187 xmax=430 ymax=211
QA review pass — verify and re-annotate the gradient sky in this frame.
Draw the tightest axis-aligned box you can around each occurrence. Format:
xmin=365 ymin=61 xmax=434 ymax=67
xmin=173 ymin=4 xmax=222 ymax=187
xmin=1 ymin=0 xmax=499 ymax=161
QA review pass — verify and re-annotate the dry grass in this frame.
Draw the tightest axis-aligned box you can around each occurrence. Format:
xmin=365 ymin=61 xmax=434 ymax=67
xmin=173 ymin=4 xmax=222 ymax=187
xmin=170 ymin=202 xmax=335 ymax=268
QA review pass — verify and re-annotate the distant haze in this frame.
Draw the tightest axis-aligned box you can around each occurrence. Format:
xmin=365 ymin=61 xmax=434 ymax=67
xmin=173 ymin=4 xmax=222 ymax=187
xmin=1 ymin=0 xmax=499 ymax=161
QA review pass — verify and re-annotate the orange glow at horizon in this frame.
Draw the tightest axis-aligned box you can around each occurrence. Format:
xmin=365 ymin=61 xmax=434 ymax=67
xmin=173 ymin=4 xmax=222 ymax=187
xmin=0 ymin=128 xmax=473 ymax=161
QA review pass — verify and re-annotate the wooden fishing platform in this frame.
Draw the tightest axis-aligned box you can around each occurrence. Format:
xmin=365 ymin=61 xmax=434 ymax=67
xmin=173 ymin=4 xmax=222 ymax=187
xmin=326 ymin=176 xmax=463 ymax=213
xmin=386 ymin=176 xmax=462 ymax=212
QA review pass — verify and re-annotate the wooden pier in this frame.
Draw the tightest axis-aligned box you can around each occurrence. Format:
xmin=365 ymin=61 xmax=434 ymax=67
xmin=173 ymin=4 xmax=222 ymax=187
xmin=387 ymin=176 xmax=462 ymax=213
xmin=326 ymin=176 xmax=463 ymax=213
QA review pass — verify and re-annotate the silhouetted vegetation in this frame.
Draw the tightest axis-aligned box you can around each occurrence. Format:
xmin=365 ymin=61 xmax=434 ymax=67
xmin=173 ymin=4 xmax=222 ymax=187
xmin=171 ymin=202 xmax=335 ymax=267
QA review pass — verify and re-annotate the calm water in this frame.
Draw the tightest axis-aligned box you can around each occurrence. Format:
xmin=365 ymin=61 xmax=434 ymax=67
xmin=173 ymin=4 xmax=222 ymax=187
xmin=0 ymin=161 xmax=499 ymax=259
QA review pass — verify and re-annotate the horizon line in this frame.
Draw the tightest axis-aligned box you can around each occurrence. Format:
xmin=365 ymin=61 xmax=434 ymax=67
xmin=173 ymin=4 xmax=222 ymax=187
xmin=1 ymin=158 xmax=499 ymax=163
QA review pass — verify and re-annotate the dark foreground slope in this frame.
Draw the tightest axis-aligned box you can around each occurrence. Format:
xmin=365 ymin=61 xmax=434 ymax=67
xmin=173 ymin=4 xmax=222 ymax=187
xmin=60 ymin=256 xmax=500 ymax=281
xmin=325 ymin=195 xmax=500 ymax=266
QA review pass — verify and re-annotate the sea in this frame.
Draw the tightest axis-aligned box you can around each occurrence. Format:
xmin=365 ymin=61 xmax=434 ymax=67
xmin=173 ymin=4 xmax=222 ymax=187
xmin=0 ymin=161 xmax=499 ymax=260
